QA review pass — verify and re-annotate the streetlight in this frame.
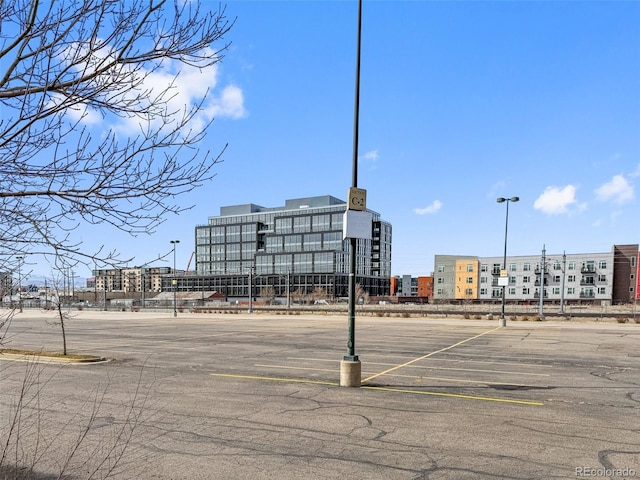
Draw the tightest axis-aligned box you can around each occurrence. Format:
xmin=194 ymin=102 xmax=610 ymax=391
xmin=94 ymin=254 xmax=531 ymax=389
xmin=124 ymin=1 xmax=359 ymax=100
xmin=496 ymin=196 xmax=519 ymax=327
xmin=16 ymin=256 xmax=23 ymax=313
xmin=170 ymin=240 xmax=180 ymax=317
xmin=340 ymin=0 xmax=363 ymax=388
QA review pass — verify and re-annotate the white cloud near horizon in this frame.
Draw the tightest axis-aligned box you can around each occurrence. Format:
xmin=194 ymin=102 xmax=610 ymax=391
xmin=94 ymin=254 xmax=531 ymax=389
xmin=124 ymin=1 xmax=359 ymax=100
xmin=534 ymin=185 xmax=578 ymax=215
xmin=595 ymin=174 xmax=635 ymax=204
xmin=414 ymin=200 xmax=442 ymax=215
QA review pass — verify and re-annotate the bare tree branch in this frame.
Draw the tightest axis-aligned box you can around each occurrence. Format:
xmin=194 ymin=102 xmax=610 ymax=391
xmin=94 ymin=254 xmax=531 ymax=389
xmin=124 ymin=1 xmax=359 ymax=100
xmin=0 ymin=0 xmax=236 ymax=266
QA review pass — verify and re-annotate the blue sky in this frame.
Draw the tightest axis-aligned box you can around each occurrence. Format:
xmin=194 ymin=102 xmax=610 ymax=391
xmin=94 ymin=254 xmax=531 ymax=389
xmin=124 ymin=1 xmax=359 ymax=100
xmin=26 ymin=0 xmax=640 ymax=280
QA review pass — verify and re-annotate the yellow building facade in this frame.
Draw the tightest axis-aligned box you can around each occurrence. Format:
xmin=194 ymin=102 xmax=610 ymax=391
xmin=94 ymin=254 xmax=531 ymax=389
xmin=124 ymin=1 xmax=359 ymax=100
xmin=454 ymin=259 xmax=480 ymax=300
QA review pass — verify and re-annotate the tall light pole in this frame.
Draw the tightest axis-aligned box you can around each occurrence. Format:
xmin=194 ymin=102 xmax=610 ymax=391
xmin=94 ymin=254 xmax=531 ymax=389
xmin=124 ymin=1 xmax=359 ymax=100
xmin=170 ymin=240 xmax=180 ymax=317
xmin=16 ymin=256 xmax=23 ymax=313
xmin=496 ymin=196 xmax=519 ymax=327
xmin=340 ymin=0 xmax=363 ymax=388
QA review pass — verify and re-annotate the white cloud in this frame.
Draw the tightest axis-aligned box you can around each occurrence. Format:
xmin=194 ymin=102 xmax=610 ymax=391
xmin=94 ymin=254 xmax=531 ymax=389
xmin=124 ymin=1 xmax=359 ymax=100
xmin=595 ymin=174 xmax=634 ymax=204
xmin=533 ymin=185 xmax=577 ymax=215
xmin=360 ymin=150 xmax=378 ymax=162
xmin=629 ymin=163 xmax=640 ymax=178
xmin=62 ymin=42 xmax=245 ymax=134
xmin=414 ymin=200 xmax=442 ymax=215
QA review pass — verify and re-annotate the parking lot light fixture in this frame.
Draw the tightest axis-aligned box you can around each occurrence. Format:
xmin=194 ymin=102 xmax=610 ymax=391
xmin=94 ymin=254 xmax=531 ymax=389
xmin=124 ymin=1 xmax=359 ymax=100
xmin=170 ymin=240 xmax=180 ymax=317
xmin=496 ymin=196 xmax=519 ymax=327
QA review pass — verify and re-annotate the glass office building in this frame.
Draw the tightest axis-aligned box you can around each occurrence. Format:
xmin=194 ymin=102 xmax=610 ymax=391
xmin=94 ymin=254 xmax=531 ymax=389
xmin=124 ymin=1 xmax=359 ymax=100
xmin=184 ymin=195 xmax=392 ymax=301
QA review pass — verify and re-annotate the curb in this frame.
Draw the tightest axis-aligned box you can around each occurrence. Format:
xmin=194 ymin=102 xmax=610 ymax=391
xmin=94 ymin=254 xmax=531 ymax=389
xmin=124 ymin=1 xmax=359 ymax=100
xmin=0 ymin=352 xmax=107 ymax=364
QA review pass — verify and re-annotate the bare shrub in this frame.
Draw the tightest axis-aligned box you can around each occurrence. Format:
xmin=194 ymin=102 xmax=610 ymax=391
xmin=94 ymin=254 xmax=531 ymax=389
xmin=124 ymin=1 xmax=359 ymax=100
xmin=0 ymin=360 xmax=151 ymax=480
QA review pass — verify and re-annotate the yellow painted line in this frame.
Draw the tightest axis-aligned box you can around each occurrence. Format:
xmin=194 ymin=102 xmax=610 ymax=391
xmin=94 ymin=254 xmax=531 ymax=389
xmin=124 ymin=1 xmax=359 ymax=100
xmin=255 ymin=364 xmax=337 ymax=373
xmin=256 ymin=364 xmax=539 ymax=387
xmin=210 ymin=373 xmax=543 ymax=406
xmin=361 ymin=385 xmax=544 ymax=406
xmin=396 ymin=365 xmax=550 ymax=377
xmin=211 ymin=373 xmax=337 ymax=386
xmin=362 ymin=326 xmax=502 ymax=383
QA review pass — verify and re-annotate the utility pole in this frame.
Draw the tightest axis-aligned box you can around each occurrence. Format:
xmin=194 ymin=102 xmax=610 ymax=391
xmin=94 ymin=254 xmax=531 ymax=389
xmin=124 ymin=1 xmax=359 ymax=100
xmin=16 ymin=256 xmax=23 ymax=312
xmin=538 ymin=245 xmax=546 ymax=320
xmin=560 ymin=251 xmax=566 ymax=315
xmin=287 ymin=270 xmax=291 ymax=309
xmin=170 ymin=240 xmax=180 ymax=317
xmin=248 ymin=266 xmax=254 ymax=313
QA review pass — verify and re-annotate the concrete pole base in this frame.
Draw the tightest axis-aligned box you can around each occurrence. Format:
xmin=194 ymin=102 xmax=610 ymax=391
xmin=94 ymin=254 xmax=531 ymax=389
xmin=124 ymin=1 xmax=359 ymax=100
xmin=340 ymin=360 xmax=361 ymax=387
xmin=499 ymin=316 xmax=506 ymax=327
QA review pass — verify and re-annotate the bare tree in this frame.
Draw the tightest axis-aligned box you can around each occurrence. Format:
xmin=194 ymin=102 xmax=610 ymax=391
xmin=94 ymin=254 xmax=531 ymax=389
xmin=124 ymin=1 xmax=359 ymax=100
xmin=0 ymin=0 xmax=237 ymax=267
xmin=355 ymin=283 xmax=369 ymax=307
xmin=310 ymin=286 xmax=327 ymax=304
xmin=260 ymin=285 xmax=276 ymax=306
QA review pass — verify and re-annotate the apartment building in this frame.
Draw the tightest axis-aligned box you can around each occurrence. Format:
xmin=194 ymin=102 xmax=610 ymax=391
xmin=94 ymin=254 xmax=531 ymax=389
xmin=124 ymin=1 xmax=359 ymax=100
xmin=92 ymin=266 xmax=174 ymax=293
xmin=432 ymin=245 xmax=637 ymax=305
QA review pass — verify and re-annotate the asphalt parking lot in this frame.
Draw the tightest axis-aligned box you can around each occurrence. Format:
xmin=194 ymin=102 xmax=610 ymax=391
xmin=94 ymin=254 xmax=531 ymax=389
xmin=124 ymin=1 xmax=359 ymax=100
xmin=1 ymin=310 xmax=639 ymax=479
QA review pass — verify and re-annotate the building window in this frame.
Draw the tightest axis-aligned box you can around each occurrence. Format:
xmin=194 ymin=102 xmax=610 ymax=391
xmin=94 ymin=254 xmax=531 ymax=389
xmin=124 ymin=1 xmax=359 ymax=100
xmin=553 ymin=275 xmax=561 ymax=283
xmin=465 ymin=288 xmax=474 ymax=296
xmin=275 ymin=217 xmax=292 ymax=234
xmin=598 ymin=275 xmax=606 ymax=282
xmin=481 ymin=277 xmax=487 ymax=284
xmin=437 ymin=277 xmax=444 ymax=284
xmin=567 ymin=287 xmax=575 ymax=294
xmin=598 ymin=260 xmax=607 ymax=269
xmin=509 ymin=263 xmax=517 ymax=272
xmin=508 ymin=288 xmax=516 ymax=295
xmin=293 ymin=216 xmax=311 ymax=233
xmin=522 ymin=287 xmax=529 ymax=295
xmin=312 ymin=214 xmax=330 ymax=231
xmin=437 ymin=288 xmax=443 ymax=295
xmin=467 ymin=264 xmax=474 ymax=272
xmin=480 ymin=288 xmax=487 ymax=295
xmin=568 ymin=275 xmax=576 ymax=282
xmin=552 ymin=287 xmax=560 ymax=295
xmin=598 ymin=287 xmax=606 ymax=295
xmin=284 ymin=235 xmax=302 ymax=252
xmin=466 ymin=277 xmax=473 ymax=284
xmin=437 ymin=265 xmax=445 ymax=273
xmin=481 ymin=264 xmax=488 ymax=272
xmin=523 ymin=263 xmax=531 ymax=271
xmin=568 ymin=261 xmax=576 ymax=270
xmin=632 ymin=257 xmax=637 ymax=267
xmin=509 ymin=276 xmax=516 ymax=285
xmin=523 ymin=276 xmax=530 ymax=283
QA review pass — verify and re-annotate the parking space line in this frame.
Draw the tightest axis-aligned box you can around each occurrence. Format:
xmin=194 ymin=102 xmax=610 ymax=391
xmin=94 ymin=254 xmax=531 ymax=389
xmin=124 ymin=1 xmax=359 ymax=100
xmin=256 ymin=363 xmax=542 ymax=387
xmin=362 ymin=386 xmax=544 ymax=406
xmin=362 ymin=326 xmax=502 ymax=384
xmin=211 ymin=373 xmax=337 ymax=386
xmin=209 ymin=373 xmax=543 ymax=406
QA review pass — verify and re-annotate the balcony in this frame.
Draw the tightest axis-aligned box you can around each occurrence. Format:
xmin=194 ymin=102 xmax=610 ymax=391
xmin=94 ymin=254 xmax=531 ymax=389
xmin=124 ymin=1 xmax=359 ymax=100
xmin=581 ymin=265 xmax=596 ymax=274
xmin=579 ymin=291 xmax=595 ymax=298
